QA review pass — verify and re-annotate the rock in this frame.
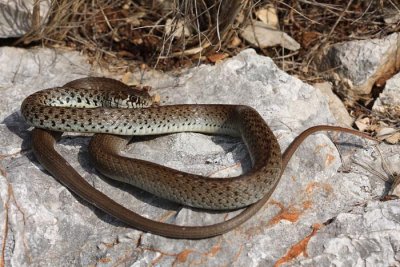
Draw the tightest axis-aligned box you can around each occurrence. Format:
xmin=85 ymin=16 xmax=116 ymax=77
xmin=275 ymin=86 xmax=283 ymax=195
xmin=376 ymin=127 xmax=400 ymax=145
xmin=313 ymin=82 xmax=354 ymax=127
xmin=383 ymin=7 xmax=400 ymax=25
xmin=1 ymin=47 xmax=399 ymax=266
xmin=299 ymin=200 xmax=400 ymax=266
xmin=372 ymin=72 xmax=400 ymax=144
xmin=317 ymin=32 xmax=400 ymax=99
xmin=0 ymin=0 xmax=50 ymax=38
xmin=240 ymin=20 xmax=300 ymax=51
xmin=255 ymin=4 xmax=279 ymax=29
xmin=373 ymin=71 xmax=400 ymax=114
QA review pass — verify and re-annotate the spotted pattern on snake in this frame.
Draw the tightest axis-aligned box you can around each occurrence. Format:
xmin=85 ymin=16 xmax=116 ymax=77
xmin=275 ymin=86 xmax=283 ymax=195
xmin=21 ymin=77 xmax=282 ymax=210
xmin=21 ymin=77 xmax=378 ymax=238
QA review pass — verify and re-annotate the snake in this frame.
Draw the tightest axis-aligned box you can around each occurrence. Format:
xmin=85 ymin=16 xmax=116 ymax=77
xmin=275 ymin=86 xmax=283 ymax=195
xmin=20 ymin=77 xmax=376 ymax=239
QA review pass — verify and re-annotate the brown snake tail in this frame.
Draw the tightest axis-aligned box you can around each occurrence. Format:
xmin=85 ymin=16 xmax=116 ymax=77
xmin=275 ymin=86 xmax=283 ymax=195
xmin=22 ymin=77 xmax=377 ymax=239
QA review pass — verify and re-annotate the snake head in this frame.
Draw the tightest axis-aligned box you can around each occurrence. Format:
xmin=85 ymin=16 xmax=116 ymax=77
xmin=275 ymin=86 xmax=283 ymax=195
xmin=109 ymin=86 xmax=154 ymax=108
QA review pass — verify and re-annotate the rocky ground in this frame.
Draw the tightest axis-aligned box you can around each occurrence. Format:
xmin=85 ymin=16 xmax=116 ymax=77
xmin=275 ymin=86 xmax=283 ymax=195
xmin=0 ymin=47 xmax=399 ymax=266
xmin=0 ymin=1 xmax=399 ymax=266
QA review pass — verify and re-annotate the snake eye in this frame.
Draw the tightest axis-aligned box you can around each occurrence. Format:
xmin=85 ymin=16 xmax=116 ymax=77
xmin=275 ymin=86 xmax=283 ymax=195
xmin=130 ymin=95 xmax=138 ymax=103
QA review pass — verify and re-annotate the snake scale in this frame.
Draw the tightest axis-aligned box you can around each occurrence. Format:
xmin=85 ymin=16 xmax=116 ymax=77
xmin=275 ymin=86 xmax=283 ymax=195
xmin=21 ymin=77 xmax=375 ymax=239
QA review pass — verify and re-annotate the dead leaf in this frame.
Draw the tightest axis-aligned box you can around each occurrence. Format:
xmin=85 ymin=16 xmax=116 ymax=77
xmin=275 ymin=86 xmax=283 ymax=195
xmin=207 ymin=53 xmax=229 ymax=63
xmin=385 ymin=132 xmax=400 ymax=144
xmin=121 ymin=72 xmax=132 ymax=84
xmin=240 ymin=20 xmax=300 ymax=51
xmin=355 ymin=117 xmax=370 ymax=132
xmin=230 ymin=36 xmax=241 ymax=47
xmin=116 ymin=50 xmax=135 ymax=58
xmin=255 ymin=5 xmax=279 ymax=29
xmin=165 ymin=18 xmax=191 ymax=38
xmin=301 ymin=31 xmax=321 ymax=48
xmin=376 ymin=127 xmax=400 ymax=144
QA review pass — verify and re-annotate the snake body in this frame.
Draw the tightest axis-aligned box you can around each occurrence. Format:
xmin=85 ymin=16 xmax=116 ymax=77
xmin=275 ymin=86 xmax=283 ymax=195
xmin=21 ymin=77 xmax=375 ymax=238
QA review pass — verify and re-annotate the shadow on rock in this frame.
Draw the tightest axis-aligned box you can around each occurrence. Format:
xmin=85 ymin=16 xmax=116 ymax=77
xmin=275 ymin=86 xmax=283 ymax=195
xmin=3 ymin=111 xmax=32 ymax=149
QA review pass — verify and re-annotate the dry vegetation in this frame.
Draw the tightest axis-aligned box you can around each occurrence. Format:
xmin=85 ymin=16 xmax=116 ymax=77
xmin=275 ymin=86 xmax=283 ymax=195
xmin=16 ymin=0 xmax=400 ymax=135
xmin=21 ymin=0 xmax=244 ymax=69
xmin=20 ymin=0 xmax=400 ymax=75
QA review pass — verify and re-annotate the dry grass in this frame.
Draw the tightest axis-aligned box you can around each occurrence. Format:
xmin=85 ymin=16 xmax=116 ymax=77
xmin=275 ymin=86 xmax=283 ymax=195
xmin=19 ymin=0 xmax=400 ymax=75
xmin=263 ymin=0 xmax=400 ymax=79
xmin=14 ymin=0 xmax=400 ymax=135
xmin=20 ymin=0 xmax=247 ymax=69
xmin=270 ymin=0 xmax=400 ymax=133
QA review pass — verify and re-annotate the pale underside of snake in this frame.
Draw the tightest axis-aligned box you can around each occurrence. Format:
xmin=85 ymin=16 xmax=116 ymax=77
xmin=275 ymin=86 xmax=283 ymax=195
xmin=21 ymin=77 xmax=376 ymax=239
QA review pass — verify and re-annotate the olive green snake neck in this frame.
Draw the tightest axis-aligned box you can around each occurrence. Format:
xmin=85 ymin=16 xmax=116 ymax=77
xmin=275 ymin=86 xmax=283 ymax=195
xmin=21 ymin=77 xmax=376 ymax=239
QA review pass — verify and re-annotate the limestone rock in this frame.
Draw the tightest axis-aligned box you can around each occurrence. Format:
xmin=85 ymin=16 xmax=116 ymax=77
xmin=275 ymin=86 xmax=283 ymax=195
xmin=1 ymin=47 xmax=399 ymax=266
xmin=0 ymin=0 xmax=50 ymax=38
xmin=313 ymin=82 xmax=354 ymax=127
xmin=373 ymin=71 xmax=400 ymax=114
xmin=317 ymin=32 xmax=400 ymax=99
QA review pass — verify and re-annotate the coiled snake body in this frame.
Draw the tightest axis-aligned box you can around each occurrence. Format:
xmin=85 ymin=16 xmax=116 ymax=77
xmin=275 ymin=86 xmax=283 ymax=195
xmin=21 ymin=77 xmax=374 ymax=239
